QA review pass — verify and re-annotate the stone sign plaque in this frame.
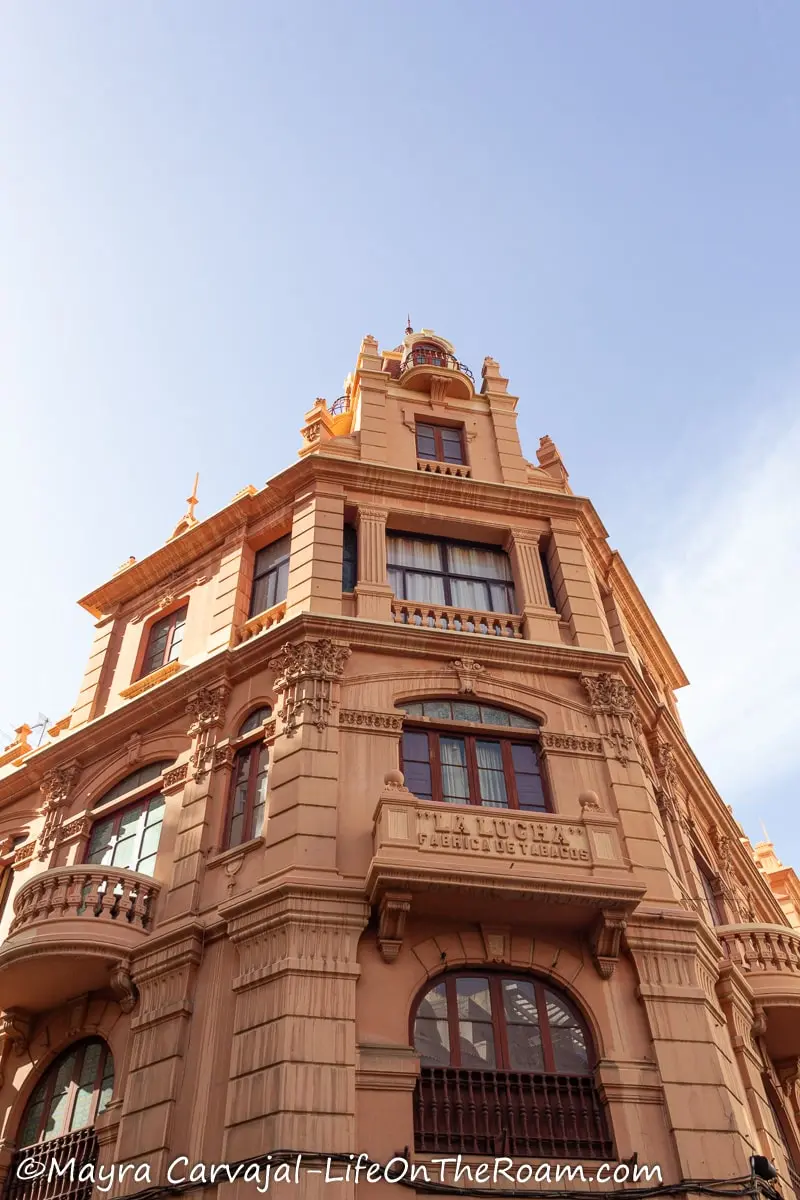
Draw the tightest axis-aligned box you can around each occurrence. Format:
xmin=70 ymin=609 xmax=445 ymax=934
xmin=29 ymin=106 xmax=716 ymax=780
xmin=415 ymin=808 xmax=590 ymax=862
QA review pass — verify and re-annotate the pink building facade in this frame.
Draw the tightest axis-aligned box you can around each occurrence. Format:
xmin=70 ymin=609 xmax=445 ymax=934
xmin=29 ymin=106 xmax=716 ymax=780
xmin=0 ymin=328 xmax=799 ymax=1199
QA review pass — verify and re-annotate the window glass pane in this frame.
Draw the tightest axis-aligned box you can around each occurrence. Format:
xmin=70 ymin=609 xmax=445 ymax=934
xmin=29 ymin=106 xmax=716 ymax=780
xmin=118 ymin=803 xmax=145 ymax=842
xmin=490 ymin=582 xmax=515 ymax=613
xmin=475 ymin=741 xmax=508 ymax=808
xmin=451 ymin=702 xmax=481 ymax=722
xmin=166 ymin=618 xmax=185 ymax=663
xmin=440 ymin=428 xmax=464 ymax=463
xmin=252 ymin=802 xmax=266 ymax=840
xmin=20 ymin=1099 xmax=45 ymax=1146
xmin=274 ymin=559 xmax=289 ymax=604
xmin=449 ymin=577 xmax=491 ymax=610
xmin=511 ymin=743 xmax=546 ymax=811
xmin=137 ymin=821 xmax=162 ymax=867
xmin=402 ymin=731 xmax=432 ymax=800
xmin=401 ymin=571 xmax=447 ymax=605
xmin=239 ymin=707 xmax=272 ymax=736
xmin=421 ymin=700 xmax=453 ymax=720
xmin=250 ymin=575 xmax=270 ymax=617
xmin=544 ymin=989 xmax=589 ymax=1073
xmin=416 ymin=428 xmax=438 ymax=460
xmin=42 ymin=1051 xmax=78 ymax=1141
xmin=98 ymin=762 xmax=171 ymax=807
xmin=229 ymin=812 xmax=245 ymax=848
xmin=98 ymin=1057 xmax=114 ymax=1116
xmin=414 ymin=982 xmax=451 ymax=1066
xmin=342 ymin=524 xmax=358 ymax=591
xmin=86 ymin=816 xmax=115 ymax=865
xmin=401 ymin=702 xmax=423 ymax=716
xmin=447 ymin=545 xmax=511 ymax=580
xmin=440 ymin=737 xmax=469 ymax=803
xmin=144 ymin=795 xmax=165 ymax=826
xmin=502 ymin=979 xmax=544 ymax=1071
xmin=254 ymin=536 xmax=290 ymax=576
xmin=387 ymin=537 xmax=442 ymax=570
xmin=456 ymin=978 xmax=496 ymax=1068
xmin=480 ymin=706 xmax=511 ymax=726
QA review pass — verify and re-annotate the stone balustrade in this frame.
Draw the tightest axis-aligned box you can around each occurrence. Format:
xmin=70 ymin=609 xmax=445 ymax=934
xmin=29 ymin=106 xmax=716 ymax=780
xmin=10 ymin=865 xmax=159 ymax=935
xmin=390 ymin=601 xmax=523 ymax=639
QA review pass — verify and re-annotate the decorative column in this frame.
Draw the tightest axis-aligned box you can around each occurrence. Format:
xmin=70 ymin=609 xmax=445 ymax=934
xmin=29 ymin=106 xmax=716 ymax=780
xmin=716 ymin=963 xmax=775 ymax=1160
xmin=36 ymin=763 xmax=81 ymax=868
xmin=221 ymin=885 xmax=370 ymax=1200
xmin=264 ymin=638 xmax=350 ymax=876
xmin=354 ymin=506 xmax=393 ymax=621
xmin=504 ymin=529 xmax=562 ymax=642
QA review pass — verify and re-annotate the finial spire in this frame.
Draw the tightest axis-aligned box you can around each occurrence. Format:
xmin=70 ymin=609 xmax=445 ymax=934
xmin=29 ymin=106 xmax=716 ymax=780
xmin=167 ymin=472 xmax=200 ymax=541
xmin=760 ymin=820 xmax=771 ymax=843
xmin=405 ymin=314 xmax=413 ymax=335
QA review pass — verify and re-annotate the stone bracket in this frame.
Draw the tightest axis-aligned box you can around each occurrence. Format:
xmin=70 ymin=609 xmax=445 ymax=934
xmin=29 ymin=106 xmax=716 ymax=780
xmin=377 ymin=891 xmax=412 ymax=963
xmin=590 ymin=909 xmax=628 ymax=979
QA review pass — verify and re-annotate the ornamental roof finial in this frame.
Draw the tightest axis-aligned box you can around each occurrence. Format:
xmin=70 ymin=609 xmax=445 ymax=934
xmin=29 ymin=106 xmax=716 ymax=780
xmin=405 ymin=314 xmax=413 ymax=335
xmin=167 ymin=471 xmax=200 ymax=541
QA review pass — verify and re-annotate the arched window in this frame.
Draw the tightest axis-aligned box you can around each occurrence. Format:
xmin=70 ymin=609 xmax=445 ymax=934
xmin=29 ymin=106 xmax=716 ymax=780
xmin=225 ymin=713 xmax=272 ymax=848
xmin=410 ymin=341 xmax=448 ymax=368
xmin=399 ymin=701 xmax=548 ymax=812
xmin=85 ymin=763 xmax=171 ymax=878
xmin=412 ymin=972 xmax=611 ymax=1160
xmin=8 ymin=1040 xmax=113 ymax=1200
xmin=238 ymin=706 xmax=272 ymax=737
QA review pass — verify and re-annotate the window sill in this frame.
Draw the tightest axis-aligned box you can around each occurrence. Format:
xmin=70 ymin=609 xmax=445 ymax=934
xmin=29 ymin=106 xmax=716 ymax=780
xmin=207 ymin=836 xmax=264 ymax=869
xmin=416 ymin=458 xmax=471 ymax=478
xmin=233 ymin=601 xmax=287 ymax=646
xmin=120 ymin=660 xmax=182 ymax=699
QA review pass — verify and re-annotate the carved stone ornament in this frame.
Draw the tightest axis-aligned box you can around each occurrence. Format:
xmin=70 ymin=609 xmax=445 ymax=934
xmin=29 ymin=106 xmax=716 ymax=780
xmin=451 ymin=658 xmax=485 ymax=695
xmin=125 ymin=733 xmax=142 ymax=765
xmin=269 ymin=639 xmax=351 ymax=736
xmin=752 ymin=1006 xmax=768 ymax=1040
xmin=339 ymin=710 xmax=403 ymax=733
xmin=37 ymin=762 xmax=81 ymax=861
xmin=0 ymin=1008 xmax=32 ymax=1087
xmin=109 ymin=960 xmax=137 ymax=1014
xmin=377 ymin=891 xmax=412 ymax=963
xmin=162 ymin=762 xmax=189 ymax=790
xmin=580 ymin=674 xmax=636 ymax=716
xmin=187 ymin=682 xmax=231 ymax=780
xmin=590 ymin=910 xmax=628 ymax=979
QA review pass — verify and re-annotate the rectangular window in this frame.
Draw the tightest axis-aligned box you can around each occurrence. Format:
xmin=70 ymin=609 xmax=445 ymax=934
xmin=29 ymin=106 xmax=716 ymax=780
xmin=539 ymin=543 xmax=558 ymax=609
xmin=250 ymin=535 xmax=291 ymax=618
xmin=342 ymin=524 xmax=358 ymax=592
xmin=387 ymin=535 xmax=515 ymax=614
xmin=415 ymin=422 xmax=466 ymax=465
xmin=695 ymin=855 xmax=723 ymax=925
xmin=141 ymin=605 xmax=188 ymax=678
xmin=401 ymin=728 xmax=547 ymax=811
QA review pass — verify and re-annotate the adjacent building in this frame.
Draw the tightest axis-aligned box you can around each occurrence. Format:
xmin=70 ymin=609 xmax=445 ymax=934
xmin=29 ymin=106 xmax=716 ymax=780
xmin=1 ymin=327 xmax=799 ymax=1199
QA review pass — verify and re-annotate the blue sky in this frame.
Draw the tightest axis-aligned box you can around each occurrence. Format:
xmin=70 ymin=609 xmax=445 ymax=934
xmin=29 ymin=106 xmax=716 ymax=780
xmin=2 ymin=2 xmax=798 ymax=861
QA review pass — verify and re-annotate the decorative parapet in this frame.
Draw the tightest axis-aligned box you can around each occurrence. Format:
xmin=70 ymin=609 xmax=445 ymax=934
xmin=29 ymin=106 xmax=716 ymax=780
xmin=119 ymin=659 xmax=182 ymax=699
xmin=416 ymin=459 xmax=472 ymax=478
xmin=392 ymin=602 xmax=523 ymax=639
xmin=232 ymin=601 xmax=286 ymax=646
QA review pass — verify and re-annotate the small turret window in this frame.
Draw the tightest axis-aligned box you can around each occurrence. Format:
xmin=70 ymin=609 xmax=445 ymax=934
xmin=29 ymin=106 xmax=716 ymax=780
xmin=415 ymin=422 xmax=465 ymax=465
xmin=410 ymin=341 xmax=448 ymax=368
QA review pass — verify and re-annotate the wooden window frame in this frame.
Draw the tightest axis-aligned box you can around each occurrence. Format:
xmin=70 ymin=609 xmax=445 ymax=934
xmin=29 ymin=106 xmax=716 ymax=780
xmin=19 ymin=1039 xmax=113 ymax=1147
xmin=415 ymin=421 xmax=466 ymax=465
xmin=401 ymin=722 xmax=550 ymax=813
xmin=412 ymin=971 xmax=593 ymax=1073
xmin=139 ymin=604 xmax=188 ymax=679
xmin=224 ymin=740 xmax=270 ymax=850
xmin=83 ymin=791 xmax=165 ymax=876
xmin=387 ymin=533 xmax=516 ymax=615
xmin=249 ymin=536 xmax=291 ymax=619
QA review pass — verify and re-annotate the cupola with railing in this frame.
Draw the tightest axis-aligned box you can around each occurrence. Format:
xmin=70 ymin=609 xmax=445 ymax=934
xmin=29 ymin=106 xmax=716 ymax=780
xmin=396 ymin=326 xmax=474 ymax=401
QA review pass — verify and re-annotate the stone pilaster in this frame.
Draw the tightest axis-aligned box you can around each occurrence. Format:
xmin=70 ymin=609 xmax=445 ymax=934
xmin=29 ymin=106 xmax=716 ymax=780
xmin=353 ymin=336 xmax=390 ymax=464
xmin=115 ymin=925 xmax=204 ymax=1177
xmin=264 ymin=638 xmax=350 ymax=876
xmin=480 ymin=358 xmax=528 ymax=485
xmin=221 ymin=885 xmax=370 ymax=1200
xmin=285 ymin=484 xmax=345 ymax=619
xmin=354 ymin=507 xmax=393 ymax=620
xmin=549 ymin=518 xmax=612 ymax=650
xmin=207 ymin=526 xmax=250 ymax=655
xmin=716 ymin=962 xmax=774 ymax=1159
xmin=70 ymin=612 xmax=120 ymax=728
xmin=504 ymin=528 xmax=562 ymax=642
xmin=626 ymin=911 xmax=755 ymax=1178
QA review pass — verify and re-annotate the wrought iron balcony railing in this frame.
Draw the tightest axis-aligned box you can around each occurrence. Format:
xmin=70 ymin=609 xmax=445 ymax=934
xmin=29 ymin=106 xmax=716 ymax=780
xmin=400 ymin=348 xmax=474 ymax=382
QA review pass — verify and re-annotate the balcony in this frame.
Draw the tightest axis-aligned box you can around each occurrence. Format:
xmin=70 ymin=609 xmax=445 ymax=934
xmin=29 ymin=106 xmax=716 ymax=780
xmin=414 ymin=1066 xmax=613 ymax=1160
xmin=718 ymin=924 xmax=800 ymax=1058
xmin=233 ymin=600 xmax=287 ymax=646
xmin=399 ymin=347 xmax=474 ymax=401
xmin=367 ymin=787 xmax=644 ymax=972
xmin=0 ymin=865 xmax=160 ymax=1013
xmin=391 ymin=601 xmax=524 ymax=639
